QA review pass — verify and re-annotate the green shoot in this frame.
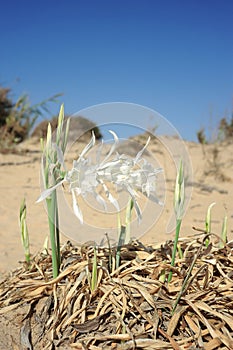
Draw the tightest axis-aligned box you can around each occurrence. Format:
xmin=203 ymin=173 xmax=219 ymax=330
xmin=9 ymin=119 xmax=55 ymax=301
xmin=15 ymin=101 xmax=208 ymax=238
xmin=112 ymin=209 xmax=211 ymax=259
xmin=116 ymin=225 xmax=126 ymax=270
xmin=42 ymin=236 xmax=49 ymax=255
xmin=19 ymin=198 xmax=30 ymax=266
xmin=205 ymin=202 xmax=215 ymax=247
xmin=116 ymin=198 xmax=134 ymax=269
xmin=86 ymin=245 xmax=98 ymax=292
xmin=41 ymin=104 xmax=70 ymax=278
xmin=125 ymin=198 xmax=134 ymax=244
xmin=220 ymin=214 xmax=228 ymax=248
xmin=46 ymin=190 xmax=60 ymax=277
xmin=168 ymin=160 xmax=184 ymax=283
xmin=91 ymin=246 xmax=98 ymax=292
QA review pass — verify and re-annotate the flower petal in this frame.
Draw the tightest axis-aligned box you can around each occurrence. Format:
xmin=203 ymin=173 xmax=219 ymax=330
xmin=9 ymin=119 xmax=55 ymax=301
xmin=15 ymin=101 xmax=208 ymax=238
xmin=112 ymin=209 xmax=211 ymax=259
xmin=72 ymin=190 xmax=83 ymax=224
xmin=36 ymin=180 xmax=65 ymax=203
xmin=133 ymin=199 xmax=142 ymax=223
xmin=100 ymin=130 xmax=119 ymax=165
xmin=100 ymin=180 xmax=120 ymax=211
xmin=134 ymin=136 xmax=150 ymax=164
xmin=124 ymin=183 xmax=142 ymax=223
xmin=93 ymin=191 xmax=107 ymax=211
xmin=79 ymin=131 xmax=96 ymax=158
xmin=147 ymin=193 xmax=164 ymax=206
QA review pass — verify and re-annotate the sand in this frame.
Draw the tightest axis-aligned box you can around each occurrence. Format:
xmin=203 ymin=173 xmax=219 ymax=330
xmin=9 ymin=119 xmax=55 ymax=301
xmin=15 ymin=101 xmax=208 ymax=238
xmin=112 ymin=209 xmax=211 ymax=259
xmin=0 ymin=135 xmax=232 ymax=276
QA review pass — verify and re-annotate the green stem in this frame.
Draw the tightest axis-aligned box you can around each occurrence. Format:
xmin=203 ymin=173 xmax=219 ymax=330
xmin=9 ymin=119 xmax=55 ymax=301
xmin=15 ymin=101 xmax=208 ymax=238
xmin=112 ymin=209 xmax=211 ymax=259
xmin=116 ymin=248 xmax=121 ymax=270
xmin=168 ymin=218 xmax=182 ymax=283
xmin=46 ymin=189 xmax=60 ymax=278
xmin=125 ymin=199 xmax=133 ymax=244
xmin=25 ymin=251 xmax=31 ymax=265
xmin=220 ymin=215 xmax=227 ymax=248
xmin=54 ymin=191 xmax=60 ymax=267
xmin=116 ymin=225 xmax=126 ymax=269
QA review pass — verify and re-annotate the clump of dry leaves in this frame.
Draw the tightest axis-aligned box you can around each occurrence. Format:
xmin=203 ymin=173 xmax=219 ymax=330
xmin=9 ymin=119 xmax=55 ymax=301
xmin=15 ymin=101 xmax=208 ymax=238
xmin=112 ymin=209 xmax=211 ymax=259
xmin=0 ymin=233 xmax=232 ymax=350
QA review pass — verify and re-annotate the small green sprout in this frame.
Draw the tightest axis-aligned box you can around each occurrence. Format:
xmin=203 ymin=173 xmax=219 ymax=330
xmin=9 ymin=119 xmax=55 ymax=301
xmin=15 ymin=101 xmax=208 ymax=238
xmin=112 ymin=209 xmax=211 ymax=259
xmin=42 ymin=236 xmax=49 ymax=255
xmin=168 ymin=159 xmax=184 ymax=283
xmin=116 ymin=198 xmax=134 ymax=270
xmin=91 ymin=245 xmax=98 ymax=292
xmin=116 ymin=225 xmax=126 ymax=270
xmin=220 ymin=214 xmax=228 ymax=248
xmin=125 ymin=198 xmax=134 ymax=245
xmin=19 ymin=198 xmax=30 ymax=265
xmin=85 ymin=245 xmax=98 ymax=292
xmin=205 ymin=202 xmax=215 ymax=246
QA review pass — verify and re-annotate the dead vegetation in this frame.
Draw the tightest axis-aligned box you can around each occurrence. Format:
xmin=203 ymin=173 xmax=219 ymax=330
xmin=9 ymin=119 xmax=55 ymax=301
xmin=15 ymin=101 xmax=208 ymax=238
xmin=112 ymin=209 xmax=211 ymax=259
xmin=0 ymin=234 xmax=232 ymax=350
xmin=199 ymin=142 xmax=233 ymax=183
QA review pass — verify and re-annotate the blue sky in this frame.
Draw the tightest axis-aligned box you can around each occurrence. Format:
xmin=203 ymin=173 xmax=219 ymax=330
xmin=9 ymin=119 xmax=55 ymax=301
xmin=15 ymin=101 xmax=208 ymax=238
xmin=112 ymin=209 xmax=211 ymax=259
xmin=1 ymin=0 xmax=232 ymax=141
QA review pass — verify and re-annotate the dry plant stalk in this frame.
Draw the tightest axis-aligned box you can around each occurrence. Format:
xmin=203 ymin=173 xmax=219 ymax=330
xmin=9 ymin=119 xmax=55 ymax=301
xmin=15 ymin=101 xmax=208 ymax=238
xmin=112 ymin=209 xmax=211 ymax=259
xmin=0 ymin=234 xmax=232 ymax=349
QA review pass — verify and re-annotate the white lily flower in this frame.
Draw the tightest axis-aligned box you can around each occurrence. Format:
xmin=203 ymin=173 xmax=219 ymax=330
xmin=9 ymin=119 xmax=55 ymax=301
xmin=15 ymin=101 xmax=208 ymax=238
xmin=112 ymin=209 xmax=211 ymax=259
xmin=37 ymin=131 xmax=163 ymax=224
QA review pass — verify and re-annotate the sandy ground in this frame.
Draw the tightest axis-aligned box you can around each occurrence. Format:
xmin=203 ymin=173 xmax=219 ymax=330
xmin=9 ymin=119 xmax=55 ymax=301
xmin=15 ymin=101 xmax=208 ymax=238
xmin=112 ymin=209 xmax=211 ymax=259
xmin=0 ymin=135 xmax=232 ymax=276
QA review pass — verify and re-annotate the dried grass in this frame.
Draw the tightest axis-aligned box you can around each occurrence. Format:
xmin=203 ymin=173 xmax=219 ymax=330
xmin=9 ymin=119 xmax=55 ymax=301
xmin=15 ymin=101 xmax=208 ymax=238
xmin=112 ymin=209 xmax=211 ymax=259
xmin=0 ymin=233 xmax=232 ymax=350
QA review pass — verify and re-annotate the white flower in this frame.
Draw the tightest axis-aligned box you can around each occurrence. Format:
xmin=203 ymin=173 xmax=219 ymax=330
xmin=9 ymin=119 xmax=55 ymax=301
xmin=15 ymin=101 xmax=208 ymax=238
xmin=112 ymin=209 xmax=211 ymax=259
xmin=37 ymin=131 xmax=163 ymax=224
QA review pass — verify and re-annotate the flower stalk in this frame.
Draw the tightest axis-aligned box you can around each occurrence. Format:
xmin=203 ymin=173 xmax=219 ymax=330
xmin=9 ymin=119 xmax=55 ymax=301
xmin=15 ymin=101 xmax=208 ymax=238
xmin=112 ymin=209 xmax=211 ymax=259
xmin=116 ymin=198 xmax=134 ymax=269
xmin=91 ymin=245 xmax=98 ymax=292
xmin=168 ymin=160 xmax=184 ymax=283
xmin=46 ymin=187 xmax=60 ymax=277
xmin=39 ymin=104 xmax=70 ymax=278
xmin=125 ymin=198 xmax=134 ymax=245
xmin=19 ymin=198 xmax=30 ymax=265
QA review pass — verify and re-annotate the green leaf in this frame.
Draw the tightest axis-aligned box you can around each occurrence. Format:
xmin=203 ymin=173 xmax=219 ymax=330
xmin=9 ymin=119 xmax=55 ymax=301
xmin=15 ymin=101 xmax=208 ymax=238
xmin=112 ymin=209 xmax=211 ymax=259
xmin=220 ymin=214 xmax=228 ymax=248
xmin=174 ymin=160 xmax=185 ymax=220
xmin=205 ymin=202 xmax=216 ymax=234
xmin=125 ymin=198 xmax=134 ymax=244
xmin=56 ymin=104 xmax=65 ymax=145
xmin=204 ymin=202 xmax=215 ymax=247
xmin=19 ymin=198 xmax=30 ymax=265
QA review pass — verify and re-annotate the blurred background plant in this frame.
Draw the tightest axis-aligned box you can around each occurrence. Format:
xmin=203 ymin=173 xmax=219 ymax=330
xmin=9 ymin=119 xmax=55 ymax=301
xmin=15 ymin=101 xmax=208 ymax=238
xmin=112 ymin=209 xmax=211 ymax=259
xmin=0 ymin=84 xmax=103 ymax=153
xmin=196 ymin=110 xmax=233 ymax=182
xmin=218 ymin=115 xmax=233 ymax=141
xmin=196 ymin=111 xmax=233 ymax=145
xmin=0 ymin=84 xmax=61 ymax=151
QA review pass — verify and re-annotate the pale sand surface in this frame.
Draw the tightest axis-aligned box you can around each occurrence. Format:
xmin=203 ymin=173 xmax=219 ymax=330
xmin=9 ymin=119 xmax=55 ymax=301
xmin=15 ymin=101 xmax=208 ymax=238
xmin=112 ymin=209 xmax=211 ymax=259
xmin=0 ymin=136 xmax=232 ymax=275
